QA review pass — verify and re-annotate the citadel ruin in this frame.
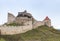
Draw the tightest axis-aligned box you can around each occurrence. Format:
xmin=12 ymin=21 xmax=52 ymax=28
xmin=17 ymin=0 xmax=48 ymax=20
xmin=0 ymin=10 xmax=51 ymax=35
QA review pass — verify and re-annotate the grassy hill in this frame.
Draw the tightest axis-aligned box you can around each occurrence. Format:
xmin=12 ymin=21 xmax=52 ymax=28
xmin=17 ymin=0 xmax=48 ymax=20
xmin=1 ymin=25 xmax=60 ymax=41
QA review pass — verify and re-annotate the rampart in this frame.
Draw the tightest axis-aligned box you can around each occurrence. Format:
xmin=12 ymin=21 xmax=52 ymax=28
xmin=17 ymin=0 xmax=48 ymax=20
xmin=0 ymin=21 xmax=32 ymax=35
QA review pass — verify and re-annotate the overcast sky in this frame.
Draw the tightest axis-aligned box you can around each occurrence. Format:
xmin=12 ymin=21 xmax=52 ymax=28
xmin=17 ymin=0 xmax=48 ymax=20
xmin=0 ymin=0 xmax=60 ymax=29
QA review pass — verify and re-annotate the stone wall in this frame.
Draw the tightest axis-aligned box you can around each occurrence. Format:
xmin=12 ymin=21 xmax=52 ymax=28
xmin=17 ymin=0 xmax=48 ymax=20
xmin=7 ymin=13 xmax=15 ymax=24
xmin=43 ymin=20 xmax=51 ymax=27
xmin=33 ymin=21 xmax=44 ymax=29
xmin=33 ymin=20 xmax=51 ymax=29
xmin=0 ymin=21 xmax=32 ymax=35
xmin=15 ymin=17 xmax=32 ymax=24
xmin=0 ymin=20 xmax=51 ymax=35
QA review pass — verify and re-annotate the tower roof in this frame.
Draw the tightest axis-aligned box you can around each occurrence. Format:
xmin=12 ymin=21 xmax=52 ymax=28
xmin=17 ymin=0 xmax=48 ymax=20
xmin=17 ymin=10 xmax=32 ymax=18
xmin=44 ymin=16 xmax=50 ymax=20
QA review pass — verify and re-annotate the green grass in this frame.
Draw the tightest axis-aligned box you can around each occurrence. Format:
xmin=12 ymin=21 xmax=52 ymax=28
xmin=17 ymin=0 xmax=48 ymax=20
xmin=1 ymin=25 xmax=60 ymax=41
xmin=5 ymin=22 xmax=24 ymax=26
xmin=0 ymin=38 xmax=6 ymax=41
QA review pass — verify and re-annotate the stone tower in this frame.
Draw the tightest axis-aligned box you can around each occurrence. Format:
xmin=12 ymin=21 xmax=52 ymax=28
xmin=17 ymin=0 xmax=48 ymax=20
xmin=7 ymin=13 xmax=15 ymax=24
xmin=15 ymin=10 xmax=33 ymax=24
xmin=43 ymin=16 xmax=51 ymax=27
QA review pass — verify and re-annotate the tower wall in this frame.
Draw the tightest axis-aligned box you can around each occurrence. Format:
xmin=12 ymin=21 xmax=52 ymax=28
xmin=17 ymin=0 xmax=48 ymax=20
xmin=7 ymin=13 xmax=15 ymax=24
xmin=43 ymin=20 xmax=51 ymax=27
xmin=0 ymin=21 xmax=32 ymax=35
xmin=15 ymin=17 xmax=32 ymax=24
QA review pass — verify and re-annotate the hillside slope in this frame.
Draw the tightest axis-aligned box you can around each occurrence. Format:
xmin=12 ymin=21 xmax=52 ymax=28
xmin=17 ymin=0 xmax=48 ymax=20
xmin=1 ymin=25 xmax=60 ymax=41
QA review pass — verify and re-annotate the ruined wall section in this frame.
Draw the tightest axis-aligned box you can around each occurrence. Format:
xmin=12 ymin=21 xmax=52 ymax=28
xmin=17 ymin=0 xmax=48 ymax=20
xmin=15 ymin=17 xmax=32 ymax=24
xmin=0 ymin=21 xmax=32 ymax=35
xmin=33 ymin=21 xmax=44 ymax=29
xmin=7 ymin=13 xmax=15 ymax=24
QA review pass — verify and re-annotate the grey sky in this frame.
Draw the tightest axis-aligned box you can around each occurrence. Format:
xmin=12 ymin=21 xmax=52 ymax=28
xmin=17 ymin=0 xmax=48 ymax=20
xmin=0 ymin=0 xmax=60 ymax=29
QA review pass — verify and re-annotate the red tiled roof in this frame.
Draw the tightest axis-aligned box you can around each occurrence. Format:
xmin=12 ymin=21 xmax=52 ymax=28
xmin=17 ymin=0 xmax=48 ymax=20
xmin=44 ymin=16 xmax=50 ymax=20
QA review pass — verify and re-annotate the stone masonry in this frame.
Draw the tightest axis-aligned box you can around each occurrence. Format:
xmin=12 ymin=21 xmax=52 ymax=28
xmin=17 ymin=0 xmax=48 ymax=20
xmin=0 ymin=10 xmax=51 ymax=35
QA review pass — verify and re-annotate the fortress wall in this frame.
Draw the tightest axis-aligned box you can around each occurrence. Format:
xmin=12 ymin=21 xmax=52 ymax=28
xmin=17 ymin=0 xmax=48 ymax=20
xmin=15 ymin=17 xmax=32 ymax=24
xmin=7 ymin=13 xmax=15 ymax=24
xmin=33 ymin=21 xmax=44 ymax=29
xmin=0 ymin=21 xmax=32 ymax=35
xmin=0 ymin=20 xmax=51 ymax=35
